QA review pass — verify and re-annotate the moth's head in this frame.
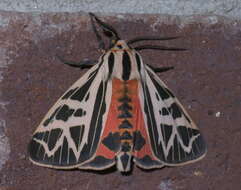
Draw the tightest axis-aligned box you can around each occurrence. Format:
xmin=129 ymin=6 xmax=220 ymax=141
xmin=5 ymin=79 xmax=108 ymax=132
xmin=89 ymin=13 xmax=185 ymax=52
xmin=111 ymin=40 xmax=131 ymax=51
xmin=89 ymin=13 xmax=120 ymax=50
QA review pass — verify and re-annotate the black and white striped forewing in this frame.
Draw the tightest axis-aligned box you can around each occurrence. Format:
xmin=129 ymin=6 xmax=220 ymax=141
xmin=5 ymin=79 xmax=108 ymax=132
xmin=138 ymin=65 xmax=207 ymax=166
xmin=28 ymin=57 xmax=112 ymax=169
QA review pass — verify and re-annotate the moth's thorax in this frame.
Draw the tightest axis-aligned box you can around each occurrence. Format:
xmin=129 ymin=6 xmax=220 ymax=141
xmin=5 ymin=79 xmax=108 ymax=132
xmin=102 ymin=40 xmax=142 ymax=81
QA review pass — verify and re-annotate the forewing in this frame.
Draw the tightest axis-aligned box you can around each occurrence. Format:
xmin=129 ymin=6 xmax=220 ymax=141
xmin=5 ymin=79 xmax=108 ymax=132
xmin=138 ymin=65 xmax=207 ymax=166
xmin=29 ymin=61 xmax=112 ymax=169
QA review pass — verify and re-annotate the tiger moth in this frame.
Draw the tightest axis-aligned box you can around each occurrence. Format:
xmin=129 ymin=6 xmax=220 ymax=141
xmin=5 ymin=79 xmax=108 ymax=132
xmin=28 ymin=13 xmax=207 ymax=172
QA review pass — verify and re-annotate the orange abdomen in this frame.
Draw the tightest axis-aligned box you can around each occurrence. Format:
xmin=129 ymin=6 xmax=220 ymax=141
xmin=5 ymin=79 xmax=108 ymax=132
xmin=95 ymin=78 xmax=155 ymax=171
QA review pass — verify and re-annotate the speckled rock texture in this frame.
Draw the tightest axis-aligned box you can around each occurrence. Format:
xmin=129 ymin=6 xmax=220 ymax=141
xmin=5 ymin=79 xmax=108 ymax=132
xmin=0 ymin=11 xmax=240 ymax=190
xmin=0 ymin=0 xmax=241 ymax=19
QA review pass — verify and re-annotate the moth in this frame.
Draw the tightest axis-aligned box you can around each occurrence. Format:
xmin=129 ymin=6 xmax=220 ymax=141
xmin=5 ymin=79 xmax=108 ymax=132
xmin=29 ymin=13 xmax=207 ymax=172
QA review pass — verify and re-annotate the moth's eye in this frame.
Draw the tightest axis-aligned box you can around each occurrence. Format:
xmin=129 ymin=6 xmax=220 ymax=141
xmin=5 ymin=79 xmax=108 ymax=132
xmin=117 ymin=44 xmax=122 ymax=49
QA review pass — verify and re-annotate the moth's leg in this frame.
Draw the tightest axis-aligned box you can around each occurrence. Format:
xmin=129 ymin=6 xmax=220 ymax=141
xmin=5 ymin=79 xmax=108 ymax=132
xmin=57 ymin=55 xmax=97 ymax=69
xmin=147 ymin=64 xmax=174 ymax=73
xmin=62 ymin=59 xmax=97 ymax=69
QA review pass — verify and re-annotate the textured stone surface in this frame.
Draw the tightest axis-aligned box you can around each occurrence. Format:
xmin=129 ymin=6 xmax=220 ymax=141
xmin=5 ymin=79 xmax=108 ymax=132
xmin=0 ymin=0 xmax=241 ymax=19
xmin=0 ymin=11 xmax=240 ymax=189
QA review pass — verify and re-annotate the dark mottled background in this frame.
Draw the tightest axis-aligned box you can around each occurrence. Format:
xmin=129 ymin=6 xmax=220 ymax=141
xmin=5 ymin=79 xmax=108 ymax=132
xmin=0 ymin=12 xmax=240 ymax=190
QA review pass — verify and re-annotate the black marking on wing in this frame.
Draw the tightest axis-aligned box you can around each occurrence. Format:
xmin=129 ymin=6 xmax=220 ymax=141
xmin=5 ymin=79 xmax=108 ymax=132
xmin=173 ymin=136 xmax=180 ymax=161
xmin=30 ymin=67 xmax=109 ymax=167
xmin=160 ymin=124 xmax=173 ymax=147
xmin=177 ymin=125 xmax=192 ymax=147
xmin=161 ymin=107 xmax=169 ymax=116
xmin=108 ymin=52 xmax=114 ymax=79
xmin=166 ymin=146 xmax=174 ymax=161
xmin=31 ymin=132 xmax=47 ymax=161
xmin=88 ymin=68 xmax=98 ymax=79
xmin=69 ymin=148 xmax=77 ymax=164
xmin=85 ymin=92 xmax=90 ymax=102
xmin=61 ymin=137 xmax=69 ymax=164
xmin=122 ymin=51 xmax=131 ymax=81
xmin=62 ymin=87 xmax=78 ymax=100
xmin=71 ymin=71 xmax=97 ymax=102
xmin=29 ymin=134 xmax=44 ymax=160
xmin=77 ymin=81 xmax=108 ymax=163
xmin=42 ymin=131 xmax=49 ymax=143
xmin=43 ymin=106 xmax=61 ymax=127
xmin=164 ymin=87 xmax=175 ymax=98
xmin=178 ymin=138 xmax=187 ymax=162
xmin=37 ymin=145 xmax=45 ymax=161
xmin=69 ymin=125 xmax=84 ymax=150
xmin=155 ymin=92 xmax=160 ymax=101
xmin=177 ymin=125 xmax=206 ymax=156
xmin=29 ymin=129 xmax=64 ymax=163
xmin=32 ymin=131 xmax=44 ymax=140
xmin=135 ymin=155 xmax=162 ymax=168
xmin=149 ymin=70 xmax=192 ymax=124
xmin=133 ymin=131 xmax=146 ymax=151
xmin=53 ymin=147 xmax=61 ymax=164
xmin=48 ymin=129 xmax=63 ymax=150
xmin=43 ymin=151 xmax=53 ymax=163
xmin=135 ymin=53 xmax=141 ymax=72
xmin=183 ymin=112 xmax=191 ymax=123
xmin=102 ymin=132 xmax=121 ymax=152
xmin=74 ymin=108 xmax=86 ymax=117
xmin=82 ymin=156 xmax=114 ymax=168
xmin=168 ymin=103 xmax=182 ymax=119
xmin=150 ymin=75 xmax=170 ymax=100
xmin=56 ymin=105 xmax=74 ymax=122
xmin=159 ymin=110 xmax=162 ymax=115
xmin=142 ymin=81 xmax=159 ymax=157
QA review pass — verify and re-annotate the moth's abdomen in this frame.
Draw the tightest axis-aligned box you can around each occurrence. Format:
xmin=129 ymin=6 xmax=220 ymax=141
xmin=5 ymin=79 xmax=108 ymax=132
xmin=114 ymin=78 xmax=134 ymax=172
xmin=95 ymin=78 xmax=149 ymax=172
